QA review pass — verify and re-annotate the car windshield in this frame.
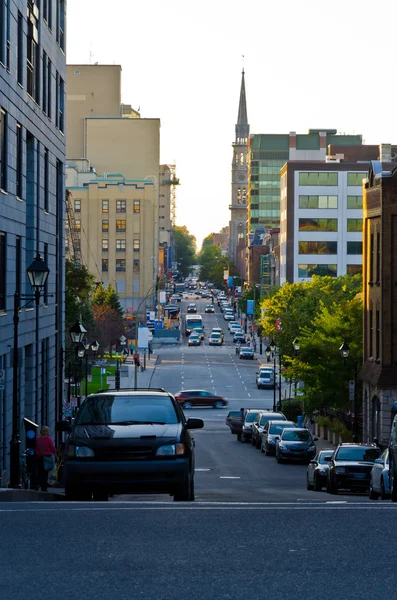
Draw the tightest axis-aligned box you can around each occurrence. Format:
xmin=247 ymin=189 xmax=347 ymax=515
xmin=319 ymin=452 xmax=334 ymax=464
xmin=282 ymin=430 xmax=312 ymax=442
xmin=211 ymin=333 xmax=221 ymax=338
xmin=269 ymin=422 xmax=294 ymax=434
xmin=335 ymin=447 xmax=381 ymax=462
xmin=75 ymin=395 xmax=180 ymax=425
xmin=245 ymin=412 xmax=259 ymax=423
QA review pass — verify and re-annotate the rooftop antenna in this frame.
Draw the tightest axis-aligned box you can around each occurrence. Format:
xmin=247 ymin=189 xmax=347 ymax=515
xmin=89 ymin=44 xmax=93 ymax=65
xmin=242 ymin=54 xmax=245 ymax=73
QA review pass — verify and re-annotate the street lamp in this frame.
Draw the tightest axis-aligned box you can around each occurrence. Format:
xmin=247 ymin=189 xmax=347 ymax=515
xmin=10 ymin=253 xmax=50 ymax=488
xmin=68 ymin=320 xmax=88 ymax=409
xmin=292 ymin=338 xmax=300 ymax=397
xmin=268 ymin=340 xmax=277 ymax=411
xmin=69 ymin=320 xmax=87 ymax=345
xmin=82 ymin=339 xmax=100 ymax=397
xmin=339 ymin=341 xmax=358 ymax=441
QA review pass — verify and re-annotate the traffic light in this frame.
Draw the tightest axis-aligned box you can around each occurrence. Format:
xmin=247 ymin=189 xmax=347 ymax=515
xmin=133 ymin=354 xmax=140 ymax=366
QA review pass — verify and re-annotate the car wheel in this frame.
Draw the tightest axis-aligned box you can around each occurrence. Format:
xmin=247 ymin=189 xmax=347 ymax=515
xmin=251 ymin=435 xmax=256 ymax=446
xmin=314 ymin=474 xmax=323 ymax=491
xmin=255 ymin=437 xmax=261 ymax=450
xmin=260 ymin=441 xmax=265 ymax=453
xmin=380 ymin=477 xmax=389 ymax=500
xmin=369 ymin=481 xmax=379 ymax=500
xmin=215 ymin=401 xmax=225 ymax=409
xmin=174 ymin=474 xmax=195 ymax=502
xmin=183 ymin=402 xmax=193 ymax=409
xmin=276 ymin=453 xmax=283 ymax=464
xmin=306 ymin=475 xmax=313 ymax=491
xmin=327 ymin=478 xmax=338 ymax=495
xmin=92 ymin=489 xmax=109 ymax=501
xmin=237 ymin=433 xmax=241 ymax=442
xmin=65 ymin=485 xmax=92 ymax=501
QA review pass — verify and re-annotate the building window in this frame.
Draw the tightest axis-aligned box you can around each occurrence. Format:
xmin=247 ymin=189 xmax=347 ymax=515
xmin=0 ymin=108 xmax=7 ymax=191
xmin=102 ymin=220 xmax=109 ymax=232
xmin=376 ymin=232 xmax=380 ymax=283
xmin=299 ymin=218 xmax=338 ymax=232
xmin=242 ymin=189 xmax=246 ymax=203
xmin=0 ymin=232 xmax=5 ymax=311
xmin=27 ymin=19 xmax=38 ymax=100
xmin=43 ymin=243 xmax=48 ymax=304
xmin=17 ymin=12 xmax=23 ymax=85
xmin=346 ymin=219 xmax=363 ymax=232
xmin=299 ymin=195 xmax=338 ymax=209
xmin=133 ymin=259 xmax=140 ymax=273
xmin=133 ymin=239 xmax=140 ymax=252
xmin=133 ymin=200 xmax=140 ymax=213
xmin=369 ymin=310 xmax=373 ymax=357
xmin=298 ymin=242 xmax=337 ymax=255
xmin=102 ymin=258 xmax=108 ymax=272
xmin=47 ymin=59 xmax=52 ymax=119
xmin=347 ymin=172 xmax=365 ymax=186
xmin=240 ymin=153 xmax=244 ymax=165
xmin=346 ymin=265 xmax=362 ymax=275
xmin=237 ymin=188 xmax=241 ymax=204
xmin=1 ymin=0 xmax=10 ymax=69
xmin=74 ymin=199 xmax=81 ymax=213
xmin=44 ymin=148 xmax=49 ymax=211
xmin=116 ymin=259 xmax=126 ymax=272
xmin=116 ymin=199 xmax=126 ymax=212
xmin=58 ymin=77 xmax=65 ymax=132
xmin=116 ymin=239 xmax=126 ymax=252
xmin=375 ymin=310 xmax=380 ymax=361
xmin=75 ymin=219 xmax=81 ymax=231
xmin=102 ymin=239 xmax=108 ymax=251
xmin=15 ymin=236 xmax=21 ymax=298
xmin=299 ymin=172 xmax=338 ymax=186
xmin=370 ymin=233 xmax=374 ymax=282
xmin=116 ymin=220 xmax=126 ymax=232
xmin=42 ymin=51 xmax=47 ymax=114
xmin=102 ymin=200 xmax=109 ymax=213
xmin=57 ymin=1 xmax=65 ymax=51
xmin=346 ymin=195 xmax=362 ymax=209
xmin=347 ymin=242 xmax=362 ymax=255
xmin=15 ymin=123 xmax=22 ymax=198
xmin=298 ymin=264 xmax=337 ymax=278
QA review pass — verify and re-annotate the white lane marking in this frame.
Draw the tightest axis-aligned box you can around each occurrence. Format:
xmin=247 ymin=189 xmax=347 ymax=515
xmin=248 ymin=393 xmax=251 ymax=397
xmin=219 ymin=476 xmax=241 ymax=479
xmin=1 ymin=504 xmax=395 ymax=512
xmin=326 ymin=501 xmax=347 ymax=504
xmin=195 ymin=468 xmax=211 ymax=471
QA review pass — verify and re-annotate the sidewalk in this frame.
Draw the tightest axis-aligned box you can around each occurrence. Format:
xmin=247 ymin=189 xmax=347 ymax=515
xmin=122 ymin=351 xmax=159 ymax=389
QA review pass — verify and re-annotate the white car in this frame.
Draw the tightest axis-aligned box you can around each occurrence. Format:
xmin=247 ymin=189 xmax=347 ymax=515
xmin=228 ymin=321 xmax=239 ymax=330
xmin=229 ymin=324 xmax=241 ymax=334
xmin=224 ymin=312 xmax=235 ymax=321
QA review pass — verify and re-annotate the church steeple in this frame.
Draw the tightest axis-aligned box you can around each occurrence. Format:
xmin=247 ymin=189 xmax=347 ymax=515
xmin=235 ymin=69 xmax=249 ymax=144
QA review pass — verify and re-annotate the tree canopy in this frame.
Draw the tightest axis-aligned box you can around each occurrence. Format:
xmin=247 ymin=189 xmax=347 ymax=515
xmin=197 ymin=243 xmax=239 ymax=289
xmin=65 ymin=260 xmax=96 ymax=349
xmin=173 ymin=226 xmax=196 ymax=276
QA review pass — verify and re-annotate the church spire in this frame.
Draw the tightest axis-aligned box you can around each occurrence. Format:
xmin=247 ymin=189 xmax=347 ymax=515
xmin=235 ymin=69 xmax=249 ymax=143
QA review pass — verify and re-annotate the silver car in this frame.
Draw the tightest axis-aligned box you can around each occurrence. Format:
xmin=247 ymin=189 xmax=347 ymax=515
xmin=260 ymin=420 xmax=296 ymax=454
xmin=369 ymin=448 xmax=391 ymax=500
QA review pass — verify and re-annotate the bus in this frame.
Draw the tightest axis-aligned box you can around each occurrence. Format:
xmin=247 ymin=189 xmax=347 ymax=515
xmin=185 ymin=314 xmax=203 ymax=336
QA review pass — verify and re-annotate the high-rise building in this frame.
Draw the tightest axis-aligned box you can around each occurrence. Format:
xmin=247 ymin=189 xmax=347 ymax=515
xmin=228 ymin=70 xmax=249 ymax=270
xmin=66 ymin=65 xmax=162 ymax=313
xmin=0 ymin=0 xmax=66 ymax=474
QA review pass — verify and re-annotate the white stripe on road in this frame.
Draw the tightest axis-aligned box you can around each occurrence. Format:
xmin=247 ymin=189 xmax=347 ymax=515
xmin=219 ymin=476 xmax=241 ymax=479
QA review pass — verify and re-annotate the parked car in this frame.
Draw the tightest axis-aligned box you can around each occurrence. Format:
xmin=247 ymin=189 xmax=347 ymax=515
xmin=211 ymin=327 xmax=224 ymax=340
xmin=195 ymin=327 xmax=205 ymax=341
xmin=229 ymin=322 xmax=240 ymax=332
xmin=61 ymin=389 xmax=203 ymax=501
xmin=174 ymin=390 xmax=227 ymax=409
xmin=187 ymin=304 xmax=197 ymax=313
xmin=205 ymin=305 xmax=215 ymax=313
xmin=256 ymin=367 xmax=275 ymax=389
xmin=326 ymin=444 xmax=382 ymax=495
xmin=224 ymin=312 xmax=235 ymax=321
xmin=260 ymin=420 xmax=296 ymax=454
xmin=239 ymin=347 xmax=254 ymax=360
xmin=240 ymin=409 xmax=261 ymax=442
xmin=369 ymin=449 xmax=391 ymax=500
xmin=306 ymin=449 xmax=334 ymax=490
xmin=275 ymin=428 xmax=318 ymax=463
xmin=251 ymin=411 xmax=287 ymax=449
xmin=188 ymin=334 xmax=201 ymax=346
xmin=233 ymin=332 xmax=246 ymax=344
xmin=225 ymin=409 xmax=244 ymax=437
xmin=209 ymin=332 xmax=223 ymax=346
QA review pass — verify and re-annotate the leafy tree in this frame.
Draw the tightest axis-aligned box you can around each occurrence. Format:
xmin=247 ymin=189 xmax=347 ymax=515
xmin=92 ymin=305 xmax=126 ymax=357
xmin=201 ymin=233 xmax=214 ymax=249
xmin=173 ymin=226 xmax=196 ymax=276
xmin=91 ymin=283 xmax=124 ymax=316
xmin=65 ymin=260 xmax=96 ymax=348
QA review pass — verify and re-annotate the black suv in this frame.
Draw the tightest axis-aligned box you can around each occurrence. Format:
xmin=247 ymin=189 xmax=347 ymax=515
xmin=60 ymin=389 xmax=203 ymax=501
xmin=327 ymin=443 xmax=381 ymax=495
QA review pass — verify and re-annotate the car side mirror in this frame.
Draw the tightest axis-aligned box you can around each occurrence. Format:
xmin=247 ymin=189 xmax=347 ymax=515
xmin=56 ymin=420 xmax=71 ymax=433
xmin=374 ymin=458 xmax=384 ymax=465
xmin=186 ymin=418 xmax=204 ymax=430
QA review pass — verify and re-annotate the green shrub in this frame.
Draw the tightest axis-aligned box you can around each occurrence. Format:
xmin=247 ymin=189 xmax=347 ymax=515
xmin=280 ymin=397 xmax=302 ymax=421
xmin=316 ymin=416 xmax=332 ymax=429
xmin=340 ymin=428 xmax=354 ymax=442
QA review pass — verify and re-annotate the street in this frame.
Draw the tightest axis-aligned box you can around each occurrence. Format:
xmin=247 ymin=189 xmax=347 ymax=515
xmin=1 ymin=297 xmax=396 ymax=600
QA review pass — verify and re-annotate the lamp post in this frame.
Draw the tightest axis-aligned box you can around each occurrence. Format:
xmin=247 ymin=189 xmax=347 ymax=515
xmin=269 ymin=340 xmax=278 ymax=412
xmin=83 ymin=339 xmax=100 ymax=397
xmin=69 ymin=320 xmax=87 ymax=408
xmin=339 ymin=341 xmax=358 ymax=441
xmin=10 ymin=253 xmax=50 ymax=488
xmin=292 ymin=338 xmax=300 ymax=397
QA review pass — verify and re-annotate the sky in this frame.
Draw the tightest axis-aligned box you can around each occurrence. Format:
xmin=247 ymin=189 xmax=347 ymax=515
xmin=67 ymin=0 xmax=397 ymax=250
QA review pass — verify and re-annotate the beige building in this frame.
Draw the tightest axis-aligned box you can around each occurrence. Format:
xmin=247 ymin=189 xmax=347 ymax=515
xmin=66 ymin=64 xmax=164 ymax=313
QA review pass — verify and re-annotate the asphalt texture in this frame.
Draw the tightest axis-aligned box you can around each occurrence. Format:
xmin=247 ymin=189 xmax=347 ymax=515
xmin=2 ymin=296 xmax=396 ymax=600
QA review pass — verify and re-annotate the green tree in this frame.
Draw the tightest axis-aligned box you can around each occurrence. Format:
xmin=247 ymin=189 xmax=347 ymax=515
xmin=65 ymin=260 xmax=96 ymax=348
xmin=173 ymin=226 xmax=196 ymax=276
xmin=201 ymin=233 xmax=214 ymax=249
xmin=91 ymin=283 xmax=124 ymax=316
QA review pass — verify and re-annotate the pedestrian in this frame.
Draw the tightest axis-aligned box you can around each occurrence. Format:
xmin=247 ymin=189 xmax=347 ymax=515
xmin=35 ymin=426 xmax=57 ymax=492
xmin=130 ymin=342 xmax=134 ymax=356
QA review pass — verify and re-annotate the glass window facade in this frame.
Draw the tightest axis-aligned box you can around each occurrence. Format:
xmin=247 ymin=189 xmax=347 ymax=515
xmin=347 ymin=218 xmax=363 ymax=232
xmin=299 ymin=172 xmax=338 ymax=186
xmin=299 ymin=218 xmax=338 ymax=232
xmin=299 ymin=241 xmax=337 ymax=255
xmin=347 ymin=173 xmax=365 ymax=186
xmin=249 ymin=152 xmax=287 ymax=230
xmin=298 ymin=264 xmax=337 ymax=278
xmin=347 ymin=195 xmax=363 ymax=209
xmin=347 ymin=264 xmax=362 ymax=275
xmin=347 ymin=241 xmax=362 ymax=255
xmin=299 ymin=195 xmax=338 ymax=209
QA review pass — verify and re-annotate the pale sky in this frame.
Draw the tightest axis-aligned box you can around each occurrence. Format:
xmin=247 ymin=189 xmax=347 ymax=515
xmin=67 ymin=0 xmax=397 ymax=250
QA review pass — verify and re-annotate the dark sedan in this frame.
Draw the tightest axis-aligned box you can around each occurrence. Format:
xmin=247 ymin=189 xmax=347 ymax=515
xmin=275 ymin=428 xmax=317 ymax=463
xmin=225 ymin=410 xmax=244 ymax=436
xmin=174 ymin=390 xmax=228 ymax=409
xmin=187 ymin=304 xmax=197 ymax=313
xmin=205 ymin=305 xmax=215 ymax=313
xmin=306 ymin=449 xmax=334 ymax=491
xmin=327 ymin=444 xmax=382 ymax=495
xmin=239 ymin=346 xmax=254 ymax=360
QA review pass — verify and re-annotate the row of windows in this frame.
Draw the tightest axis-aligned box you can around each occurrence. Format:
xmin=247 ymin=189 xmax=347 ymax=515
xmin=298 ymin=218 xmax=363 ymax=232
xmin=101 ymin=239 xmax=140 ymax=252
xmin=299 ymin=172 xmax=366 ymax=187
xmin=250 ymin=166 xmax=283 ymax=176
xmin=298 ymin=195 xmax=363 ymax=209
xmin=298 ymin=264 xmax=362 ymax=278
xmin=101 ymin=199 xmax=140 ymax=213
xmin=0 ymin=110 xmax=50 ymax=209
xmin=298 ymin=241 xmax=363 ymax=255
xmin=102 ymin=259 xmax=140 ymax=273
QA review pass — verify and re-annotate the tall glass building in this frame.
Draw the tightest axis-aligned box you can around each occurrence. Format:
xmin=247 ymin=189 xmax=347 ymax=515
xmin=0 ymin=0 xmax=66 ymax=477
